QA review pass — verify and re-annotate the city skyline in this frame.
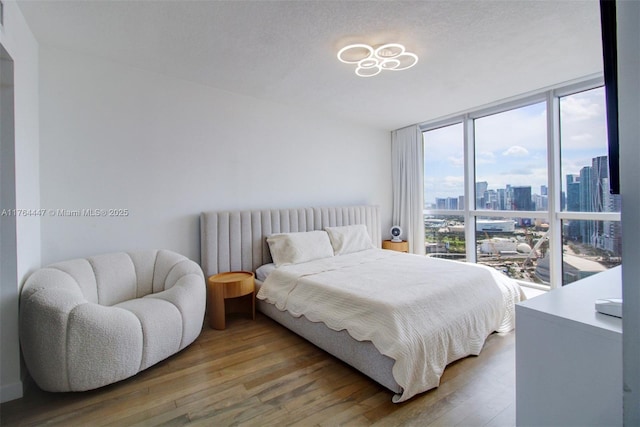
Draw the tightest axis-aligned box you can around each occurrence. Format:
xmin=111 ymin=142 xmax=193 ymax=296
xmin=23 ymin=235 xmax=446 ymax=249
xmin=424 ymin=87 xmax=610 ymax=208
xmin=428 ymin=154 xmax=616 ymax=212
xmin=427 ymin=152 xmax=622 ymax=257
xmin=428 ymin=155 xmax=613 ymax=211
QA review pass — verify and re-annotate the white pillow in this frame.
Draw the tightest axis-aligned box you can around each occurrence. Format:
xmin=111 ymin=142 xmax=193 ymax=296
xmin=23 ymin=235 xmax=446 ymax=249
xmin=266 ymin=230 xmax=334 ymax=267
xmin=255 ymin=263 xmax=276 ymax=282
xmin=325 ymin=224 xmax=374 ymax=255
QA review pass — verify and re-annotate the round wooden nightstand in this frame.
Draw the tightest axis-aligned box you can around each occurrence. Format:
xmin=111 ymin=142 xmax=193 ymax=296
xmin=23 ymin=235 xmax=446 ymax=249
xmin=207 ymin=271 xmax=255 ymax=330
xmin=382 ymin=240 xmax=409 ymax=253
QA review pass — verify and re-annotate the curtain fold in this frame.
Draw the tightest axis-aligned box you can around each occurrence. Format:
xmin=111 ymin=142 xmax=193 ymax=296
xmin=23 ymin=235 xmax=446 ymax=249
xmin=391 ymin=125 xmax=425 ymax=255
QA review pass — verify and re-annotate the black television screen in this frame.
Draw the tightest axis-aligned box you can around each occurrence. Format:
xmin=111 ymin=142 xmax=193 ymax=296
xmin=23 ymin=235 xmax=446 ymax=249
xmin=600 ymin=0 xmax=620 ymax=195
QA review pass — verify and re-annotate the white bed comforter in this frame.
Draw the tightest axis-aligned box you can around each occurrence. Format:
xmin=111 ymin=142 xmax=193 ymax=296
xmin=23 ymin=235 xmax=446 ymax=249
xmin=256 ymin=249 xmax=525 ymax=402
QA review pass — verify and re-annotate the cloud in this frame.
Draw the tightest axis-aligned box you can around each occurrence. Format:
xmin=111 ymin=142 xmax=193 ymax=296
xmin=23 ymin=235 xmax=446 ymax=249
xmin=562 ymin=158 xmax=594 ymax=176
xmin=561 ymin=92 xmax=603 ymax=122
xmin=502 ymin=146 xmax=530 ymax=157
xmin=474 ymin=103 xmax=547 ymax=152
xmin=443 ymin=175 xmax=464 ymax=187
xmin=504 ymin=167 xmax=533 ymax=176
xmin=559 ymin=88 xmax=607 ymax=151
xmin=476 ymin=151 xmax=496 ymax=164
xmin=448 ymin=155 xmax=464 ymax=166
xmin=570 ymin=133 xmax=593 ymax=142
xmin=425 ymin=175 xmax=464 ymax=200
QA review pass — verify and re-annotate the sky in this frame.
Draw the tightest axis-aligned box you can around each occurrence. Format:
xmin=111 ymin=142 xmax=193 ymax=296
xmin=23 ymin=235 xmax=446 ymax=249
xmin=423 ymin=87 xmax=608 ymax=207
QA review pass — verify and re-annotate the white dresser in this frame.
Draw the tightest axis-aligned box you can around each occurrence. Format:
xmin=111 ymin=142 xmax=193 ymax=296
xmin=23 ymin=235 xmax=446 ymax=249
xmin=515 ymin=267 xmax=622 ymax=426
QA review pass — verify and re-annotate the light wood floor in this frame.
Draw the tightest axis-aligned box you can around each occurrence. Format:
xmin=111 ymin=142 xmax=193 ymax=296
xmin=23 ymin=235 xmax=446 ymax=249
xmin=0 ymin=314 xmax=516 ymax=426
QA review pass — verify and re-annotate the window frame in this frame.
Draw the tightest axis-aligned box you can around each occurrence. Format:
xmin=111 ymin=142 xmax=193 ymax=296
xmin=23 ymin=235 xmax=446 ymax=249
xmin=420 ymin=75 xmax=621 ymax=290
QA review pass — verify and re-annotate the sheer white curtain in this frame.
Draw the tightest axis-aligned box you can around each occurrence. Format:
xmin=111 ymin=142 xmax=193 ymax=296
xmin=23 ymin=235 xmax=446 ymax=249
xmin=391 ymin=125 xmax=425 ymax=255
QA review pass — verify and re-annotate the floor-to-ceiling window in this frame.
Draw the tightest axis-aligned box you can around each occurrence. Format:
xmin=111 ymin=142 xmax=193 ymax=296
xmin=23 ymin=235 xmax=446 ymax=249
xmin=423 ymin=123 xmax=467 ymax=260
xmin=423 ymin=79 xmax=621 ymax=289
xmin=558 ymin=86 xmax=622 ymax=285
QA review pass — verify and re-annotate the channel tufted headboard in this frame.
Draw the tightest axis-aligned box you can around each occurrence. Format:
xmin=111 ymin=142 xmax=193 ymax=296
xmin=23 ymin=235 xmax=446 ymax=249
xmin=200 ymin=205 xmax=381 ymax=276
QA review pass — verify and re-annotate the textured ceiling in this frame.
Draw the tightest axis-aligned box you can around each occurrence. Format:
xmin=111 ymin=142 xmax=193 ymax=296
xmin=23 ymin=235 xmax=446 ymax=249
xmin=17 ymin=0 xmax=603 ymax=131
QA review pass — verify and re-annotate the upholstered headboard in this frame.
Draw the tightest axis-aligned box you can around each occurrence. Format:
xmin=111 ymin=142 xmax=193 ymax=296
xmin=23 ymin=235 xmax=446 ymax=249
xmin=200 ymin=205 xmax=381 ymax=276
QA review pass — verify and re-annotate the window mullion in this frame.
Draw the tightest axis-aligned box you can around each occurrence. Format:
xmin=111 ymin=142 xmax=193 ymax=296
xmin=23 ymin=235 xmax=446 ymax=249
xmin=547 ymin=91 xmax=563 ymax=289
xmin=464 ymin=114 xmax=476 ymax=263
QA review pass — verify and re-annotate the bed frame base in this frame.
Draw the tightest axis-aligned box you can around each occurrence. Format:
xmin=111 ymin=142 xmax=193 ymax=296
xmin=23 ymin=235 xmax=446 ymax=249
xmin=257 ymin=299 xmax=401 ymax=393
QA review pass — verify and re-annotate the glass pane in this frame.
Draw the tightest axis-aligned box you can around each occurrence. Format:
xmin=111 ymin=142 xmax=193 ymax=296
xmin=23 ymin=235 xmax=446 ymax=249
xmin=476 ymin=216 xmax=550 ymax=285
xmin=423 ymin=123 xmax=464 ymax=210
xmin=424 ymin=214 xmax=466 ymax=261
xmin=560 ymin=87 xmax=620 ymax=213
xmin=474 ymin=103 xmax=548 ymax=211
xmin=561 ymin=219 xmax=622 ymax=285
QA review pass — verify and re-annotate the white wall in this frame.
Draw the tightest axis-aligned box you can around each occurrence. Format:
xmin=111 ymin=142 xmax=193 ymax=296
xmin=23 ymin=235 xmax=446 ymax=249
xmin=618 ymin=1 xmax=640 ymax=424
xmin=39 ymin=47 xmax=392 ymax=266
xmin=0 ymin=1 xmax=40 ymax=403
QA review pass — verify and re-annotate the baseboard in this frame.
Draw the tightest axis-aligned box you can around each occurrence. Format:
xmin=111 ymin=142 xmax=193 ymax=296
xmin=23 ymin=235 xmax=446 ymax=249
xmin=0 ymin=380 xmax=23 ymax=403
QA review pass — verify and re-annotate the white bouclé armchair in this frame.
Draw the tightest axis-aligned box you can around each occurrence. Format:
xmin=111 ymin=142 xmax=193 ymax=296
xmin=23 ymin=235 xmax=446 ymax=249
xmin=19 ymin=249 xmax=206 ymax=392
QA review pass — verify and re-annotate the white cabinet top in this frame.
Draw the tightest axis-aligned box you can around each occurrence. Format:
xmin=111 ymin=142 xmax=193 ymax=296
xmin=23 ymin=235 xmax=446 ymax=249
xmin=516 ymin=266 xmax=622 ymax=340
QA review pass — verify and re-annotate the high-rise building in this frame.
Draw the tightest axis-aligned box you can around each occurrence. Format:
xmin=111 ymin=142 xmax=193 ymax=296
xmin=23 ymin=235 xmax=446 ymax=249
xmin=573 ymin=156 xmax=622 ymax=255
xmin=447 ymin=197 xmax=458 ymax=210
xmin=592 ymin=156 xmax=609 ymax=212
xmin=505 ymin=185 xmax=513 ymax=212
xmin=497 ymin=188 xmax=506 ymax=210
xmin=476 ymin=181 xmax=488 ymax=209
xmin=579 ymin=165 xmax=594 ymax=243
xmin=436 ymin=197 xmax=460 ymax=210
xmin=566 ymin=174 xmax=580 ymax=211
xmin=533 ymin=193 xmax=548 ymax=211
xmin=512 ymin=186 xmax=532 ymax=211
xmin=485 ymin=189 xmax=498 ymax=210
xmin=565 ymin=174 xmax=581 ymax=240
xmin=579 ymin=166 xmax=593 ymax=211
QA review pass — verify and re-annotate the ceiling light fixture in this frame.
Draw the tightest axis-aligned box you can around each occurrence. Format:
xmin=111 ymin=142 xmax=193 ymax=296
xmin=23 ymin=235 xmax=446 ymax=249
xmin=337 ymin=43 xmax=418 ymax=77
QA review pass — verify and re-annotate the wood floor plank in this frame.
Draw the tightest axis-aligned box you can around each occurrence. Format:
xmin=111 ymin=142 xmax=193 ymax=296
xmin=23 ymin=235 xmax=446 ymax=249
xmin=0 ymin=314 xmax=517 ymax=427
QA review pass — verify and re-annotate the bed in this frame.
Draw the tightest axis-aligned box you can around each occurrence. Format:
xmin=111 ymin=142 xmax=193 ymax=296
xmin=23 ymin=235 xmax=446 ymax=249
xmin=200 ymin=205 xmax=524 ymax=402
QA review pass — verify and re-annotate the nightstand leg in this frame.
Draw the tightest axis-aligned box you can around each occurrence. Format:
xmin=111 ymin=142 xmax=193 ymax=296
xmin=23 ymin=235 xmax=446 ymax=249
xmin=209 ymin=283 xmax=226 ymax=330
xmin=251 ymin=291 xmax=255 ymax=320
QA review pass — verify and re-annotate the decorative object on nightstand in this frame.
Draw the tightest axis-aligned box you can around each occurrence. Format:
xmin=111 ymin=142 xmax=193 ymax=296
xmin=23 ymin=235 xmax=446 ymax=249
xmin=382 ymin=239 xmax=409 ymax=253
xmin=390 ymin=225 xmax=402 ymax=242
xmin=207 ymin=271 xmax=255 ymax=330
